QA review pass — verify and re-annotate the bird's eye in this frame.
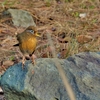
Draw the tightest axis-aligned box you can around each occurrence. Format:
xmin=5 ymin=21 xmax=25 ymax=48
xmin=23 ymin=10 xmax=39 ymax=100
xmin=29 ymin=30 xmax=34 ymax=34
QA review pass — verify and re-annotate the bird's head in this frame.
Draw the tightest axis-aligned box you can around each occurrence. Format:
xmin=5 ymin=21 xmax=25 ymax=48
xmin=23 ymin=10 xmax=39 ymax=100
xmin=26 ymin=26 xmax=41 ymax=37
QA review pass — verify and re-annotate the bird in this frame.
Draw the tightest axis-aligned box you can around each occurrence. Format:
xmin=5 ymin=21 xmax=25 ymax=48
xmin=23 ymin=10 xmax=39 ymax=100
xmin=14 ymin=26 xmax=40 ymax=68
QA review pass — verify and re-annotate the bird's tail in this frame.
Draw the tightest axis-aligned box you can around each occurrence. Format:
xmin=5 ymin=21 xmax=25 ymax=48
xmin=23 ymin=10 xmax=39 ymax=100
xmin=13 ymin=43 xmax=19 ymax=46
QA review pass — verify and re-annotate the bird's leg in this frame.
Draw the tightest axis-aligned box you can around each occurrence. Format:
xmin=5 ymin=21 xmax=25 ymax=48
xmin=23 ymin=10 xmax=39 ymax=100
xmin=22 ymin=56 xmax=26 ymax=68
xmin=31 ymin=54 xmax=37 ymax=65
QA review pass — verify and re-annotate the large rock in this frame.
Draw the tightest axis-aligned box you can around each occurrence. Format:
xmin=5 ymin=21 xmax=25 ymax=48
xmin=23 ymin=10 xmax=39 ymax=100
xmin=2 ymin=8 xmax=36 ymax=27
xmin=0 ymin=52 xmax=100 ymax=100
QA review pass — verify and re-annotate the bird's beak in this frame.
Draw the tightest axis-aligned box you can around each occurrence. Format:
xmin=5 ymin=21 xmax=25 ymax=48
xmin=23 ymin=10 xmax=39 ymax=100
xmin=35 ymin=33 xmax=41 ymax=37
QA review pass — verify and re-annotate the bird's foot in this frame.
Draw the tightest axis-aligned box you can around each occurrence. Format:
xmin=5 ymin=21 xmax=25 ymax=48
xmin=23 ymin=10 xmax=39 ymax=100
xmin=22 ymin=61 xmax=25 ymax=69
xmin=32 ymin=59 xmax=36 ymax=65
xmin=31 ymin=54 xmax=37 ymax=65
xmin=22 ymin=56 xmax=26 ymax=69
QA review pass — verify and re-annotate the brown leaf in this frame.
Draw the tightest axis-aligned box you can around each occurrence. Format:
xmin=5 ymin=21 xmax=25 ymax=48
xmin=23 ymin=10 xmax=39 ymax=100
xmin=76 ymin=35 xmax=93 ymax=44
xmin=87 ymin=31 xmax=100 ymax=38
xmin=2 ymin=60 xmax=14 ymax=69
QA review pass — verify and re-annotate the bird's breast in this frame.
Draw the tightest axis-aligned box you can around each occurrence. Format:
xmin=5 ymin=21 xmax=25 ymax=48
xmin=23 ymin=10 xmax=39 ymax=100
xmin=19 ymin=37 xmax=37 ymax=55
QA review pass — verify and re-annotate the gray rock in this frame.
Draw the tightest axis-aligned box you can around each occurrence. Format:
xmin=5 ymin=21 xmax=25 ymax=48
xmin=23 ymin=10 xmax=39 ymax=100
xmin=7 ymin=9 xmax=36 ymax=27
xmin=0 ymin=52 xmax=100 ymax=100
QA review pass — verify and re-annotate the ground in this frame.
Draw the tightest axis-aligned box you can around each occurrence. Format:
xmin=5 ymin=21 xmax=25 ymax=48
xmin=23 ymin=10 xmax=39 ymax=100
xmin=0 ymin=0 xmax=100 ymax=74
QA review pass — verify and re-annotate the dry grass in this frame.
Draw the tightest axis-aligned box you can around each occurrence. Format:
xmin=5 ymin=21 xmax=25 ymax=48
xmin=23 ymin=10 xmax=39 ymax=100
xmin=0 ymin=0 xmax=99 ymax=72
xmin=0 ymin=0 xmax=99 ymax=73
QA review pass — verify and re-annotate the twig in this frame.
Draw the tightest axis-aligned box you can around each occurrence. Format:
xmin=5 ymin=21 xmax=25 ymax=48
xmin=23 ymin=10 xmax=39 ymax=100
xmin=46 ymin=30 xmax=76 ymax=100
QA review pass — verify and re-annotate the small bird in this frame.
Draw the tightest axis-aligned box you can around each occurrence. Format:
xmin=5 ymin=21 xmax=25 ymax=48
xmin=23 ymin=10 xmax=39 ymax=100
xmin=14 ymin=26 xmax=40 ymax=68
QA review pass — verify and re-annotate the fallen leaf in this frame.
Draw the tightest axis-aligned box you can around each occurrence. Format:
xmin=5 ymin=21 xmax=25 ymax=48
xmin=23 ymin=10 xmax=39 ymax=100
xmin=1 ymin=60 xmax=14 ymax=69
xmin=76 ymin=35 xmax=93 ymax=44
xmin=87 ymin=31 xmax=100 ymax=38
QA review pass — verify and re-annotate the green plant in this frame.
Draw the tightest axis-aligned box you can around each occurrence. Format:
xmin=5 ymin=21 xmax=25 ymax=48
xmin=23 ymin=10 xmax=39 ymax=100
xmin=1 ymin=0 xmax=16 ymax=8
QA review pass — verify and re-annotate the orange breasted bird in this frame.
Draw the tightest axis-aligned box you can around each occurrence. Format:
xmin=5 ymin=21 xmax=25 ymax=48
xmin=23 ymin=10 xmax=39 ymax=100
xmin=14 ymin=26 xmax=40 ymax=68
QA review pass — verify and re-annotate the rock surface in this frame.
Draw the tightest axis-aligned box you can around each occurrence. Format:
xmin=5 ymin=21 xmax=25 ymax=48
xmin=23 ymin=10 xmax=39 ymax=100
xmin=3 ymin=8 xmax=36 ymax=27
xmin=0 ymin=52 xmax=100 ymax=100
